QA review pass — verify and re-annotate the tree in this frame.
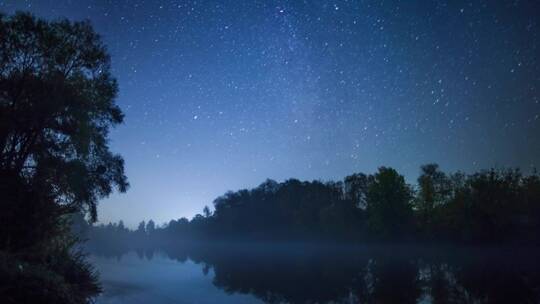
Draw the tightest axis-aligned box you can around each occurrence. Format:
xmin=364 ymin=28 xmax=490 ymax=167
xmin=117 ymin=220 xmax=125 ymax=232
xmin=366 ymin=167 xmax=413 ymax=239
xmin=203 ymin=205 xmax=212 ymax=218
xmin=415 ymin=164 xmax=451 ymax=235
xmin=344 ymin=173 xmax=372 ymax=208
xmin=136 ymin=220 xmax=146 ymax=235
xmin=0 ymin=12 xmax=128 ymax=227
xmin=146 ymin=220 xmax=156 ymax=235
xmin=0 ymin=12 xmax=127 ymax=303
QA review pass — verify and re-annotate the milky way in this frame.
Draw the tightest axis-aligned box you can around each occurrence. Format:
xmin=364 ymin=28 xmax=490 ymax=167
xmin=2 ymin=0 xmax=539 ymax=227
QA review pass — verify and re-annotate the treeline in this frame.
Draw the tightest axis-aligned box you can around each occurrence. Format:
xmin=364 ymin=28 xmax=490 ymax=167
xmin=80 ymin=218 xmax=159 ymax=255
xmin=91 ymin=164 xmax=540 ymax=246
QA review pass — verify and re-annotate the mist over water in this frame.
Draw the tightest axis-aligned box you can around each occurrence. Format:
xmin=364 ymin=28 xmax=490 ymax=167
xmin=91 ymin=252 xmax=261 ymax=304
xmin=90 ymin=244 xmax=540 ymax=304
xmin=80 ymin=167 xmax=540 ymax=303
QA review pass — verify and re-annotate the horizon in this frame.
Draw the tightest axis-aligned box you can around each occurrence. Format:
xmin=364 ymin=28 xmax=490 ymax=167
xmin=2 ymin=0 xmax=539 ymax=228
xmin=95 ymin=164 xmax=539 ymax=229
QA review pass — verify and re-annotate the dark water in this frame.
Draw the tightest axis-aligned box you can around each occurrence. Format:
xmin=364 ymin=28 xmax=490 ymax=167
xmin=90 ymin=244 xmax=540 ymax=304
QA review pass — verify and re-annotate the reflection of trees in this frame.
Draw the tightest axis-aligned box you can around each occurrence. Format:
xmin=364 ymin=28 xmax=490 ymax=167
xmin=450 ymin=250 xmax=540 ymax=303
xmin=362 ymin=256 xmax=421 ymax=304
xmin=90 ymin=244 xmax=540 ymax=304
xmin=419 ymin=250 xmax=540 ymax=304
xmin=188 ymin=246 xmax=540 ymax=304
xmin=210 ymin=251 xmax=367 ymax=303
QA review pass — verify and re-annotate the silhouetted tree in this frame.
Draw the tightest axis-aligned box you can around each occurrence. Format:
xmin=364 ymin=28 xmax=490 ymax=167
xmin=366 ymin=167 xmax=413 ymax=239
xmin=344 ymin=172 xmax=372 ymax=208
xmin=0 ymin=12 xmax=127 ymax=250
xmin=0 ymin=12 xmax=127 ymax=304
xmin=146 ymin=220 xmax=156 ymax=235
xmin=136 ymin=220 xmax=146 ymax=235
xmin=414 ymin=164 xmax=451 ymax=237
xmin=203 ymin=205 xmax=212 ymax=218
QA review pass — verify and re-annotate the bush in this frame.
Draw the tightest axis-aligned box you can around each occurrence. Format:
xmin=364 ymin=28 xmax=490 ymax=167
xmin=0 ymin=248 xmax=101 ymax=304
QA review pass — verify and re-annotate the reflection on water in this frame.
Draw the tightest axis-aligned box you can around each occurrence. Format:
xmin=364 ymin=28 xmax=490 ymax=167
xmin=91 ymin=244 xmax=540 ymax=304
xmin=91 ymin=251 xmax=262 ymax=304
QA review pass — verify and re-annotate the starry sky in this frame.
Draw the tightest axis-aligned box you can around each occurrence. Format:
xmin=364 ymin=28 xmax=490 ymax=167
xmin=1 ymin=0 xmax=539 ymax=227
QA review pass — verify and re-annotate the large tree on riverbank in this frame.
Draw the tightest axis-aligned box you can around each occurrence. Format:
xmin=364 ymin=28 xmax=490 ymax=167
xmin=0 ymin=12 xmax=127 ymax=303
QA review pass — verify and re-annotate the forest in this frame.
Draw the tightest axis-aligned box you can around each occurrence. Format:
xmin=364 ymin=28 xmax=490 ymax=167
xmin=87 ymin=164 xmax=540 ymax=251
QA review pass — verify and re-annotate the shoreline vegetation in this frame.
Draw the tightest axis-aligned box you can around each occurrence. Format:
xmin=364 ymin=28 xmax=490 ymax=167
xmin=84 ymin=165 xmax=540 ymax=303
xmin=85 ymin=164 xmax=540 ymax=252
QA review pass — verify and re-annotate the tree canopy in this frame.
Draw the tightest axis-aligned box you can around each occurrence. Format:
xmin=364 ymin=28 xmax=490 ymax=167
xmin=93 ymin=164 xmax=540 ymax=246
xmin=0 ymin=12 xmax=127 ymax=304
xmin=0 ymin=12 xmax=127 ymax=223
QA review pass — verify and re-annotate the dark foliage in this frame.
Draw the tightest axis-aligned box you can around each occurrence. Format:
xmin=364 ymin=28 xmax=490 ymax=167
xmin=0 ymin=12 xmax=126 ymax=303
xmin=92 ymin=164 xmax=540 ymax=249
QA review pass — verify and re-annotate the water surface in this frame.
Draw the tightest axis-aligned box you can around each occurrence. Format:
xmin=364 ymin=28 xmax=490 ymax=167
xmin=91 ymin=251 xmax=262 ymax=304
xmin=91 ymin=244 xmax=540 ymax=303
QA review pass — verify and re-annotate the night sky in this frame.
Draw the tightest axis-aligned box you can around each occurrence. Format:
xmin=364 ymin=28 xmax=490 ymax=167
xmin=2 ymin=0 xmax=539 ymax=227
